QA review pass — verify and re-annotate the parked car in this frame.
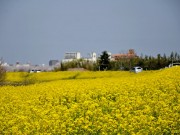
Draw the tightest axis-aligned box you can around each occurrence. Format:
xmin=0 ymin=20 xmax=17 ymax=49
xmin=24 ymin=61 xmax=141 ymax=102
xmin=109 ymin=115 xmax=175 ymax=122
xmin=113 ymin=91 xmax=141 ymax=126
xmin=131 ymin=66 xmax=143 ymax=73
xmin=29 ymin=69 xmax=41 ymax=73
xmin=169 ymin=63 xmax=180 ymax=68
xmin=30 ymin=70 xmax=35 ymax=73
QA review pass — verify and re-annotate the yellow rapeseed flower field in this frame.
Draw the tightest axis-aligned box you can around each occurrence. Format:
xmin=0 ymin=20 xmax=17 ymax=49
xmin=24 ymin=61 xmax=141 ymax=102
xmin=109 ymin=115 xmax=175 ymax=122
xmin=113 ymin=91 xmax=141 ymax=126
xmin=0 ymin=67 xmax=180 ymax=134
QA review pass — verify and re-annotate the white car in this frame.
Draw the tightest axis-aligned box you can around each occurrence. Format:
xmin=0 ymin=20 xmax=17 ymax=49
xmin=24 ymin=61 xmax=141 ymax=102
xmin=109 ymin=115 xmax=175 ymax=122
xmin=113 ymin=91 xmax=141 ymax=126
xmin=131 ymin=66 xmax=143 ymax=73
xmin=169 ymin=63 xmax=180 ymax=68
xmin=30 ymin=69 xmax=41 ymax=73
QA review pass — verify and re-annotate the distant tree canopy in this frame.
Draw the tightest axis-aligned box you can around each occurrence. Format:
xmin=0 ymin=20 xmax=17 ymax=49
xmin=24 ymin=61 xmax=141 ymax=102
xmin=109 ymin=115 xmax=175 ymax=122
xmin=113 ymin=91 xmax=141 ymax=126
xmin=54 ymin=59 xmax=98 ymax=71
xmin=110 ymin=52 xmax=180 ymax=71
xmin=99 ymin=51 xmax=110 ymax=71
xmin=54 ymin=51 xmax=180 ymax=71
xmin=0 ymin=59 xmax=6 ymax=84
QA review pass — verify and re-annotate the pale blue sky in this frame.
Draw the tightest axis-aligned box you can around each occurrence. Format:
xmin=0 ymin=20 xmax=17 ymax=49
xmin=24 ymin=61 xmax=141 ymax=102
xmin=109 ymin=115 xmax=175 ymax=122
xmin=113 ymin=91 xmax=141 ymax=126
xmin=0 ymin=0 xmax=180 ymax=65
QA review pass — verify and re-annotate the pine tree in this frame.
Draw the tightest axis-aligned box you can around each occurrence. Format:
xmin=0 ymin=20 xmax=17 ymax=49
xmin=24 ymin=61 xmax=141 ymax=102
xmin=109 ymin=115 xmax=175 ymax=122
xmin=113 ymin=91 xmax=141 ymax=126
xmin=99 ymin=51 xmax=110 ymax=70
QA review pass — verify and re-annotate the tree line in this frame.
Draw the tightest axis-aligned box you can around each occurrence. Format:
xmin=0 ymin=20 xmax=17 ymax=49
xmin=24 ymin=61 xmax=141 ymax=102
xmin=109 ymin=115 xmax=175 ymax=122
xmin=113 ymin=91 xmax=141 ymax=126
xmin=1 ymin=51 xmax=179 ymax=85
xmin=54 ymin=51 xmax=180 ymax=71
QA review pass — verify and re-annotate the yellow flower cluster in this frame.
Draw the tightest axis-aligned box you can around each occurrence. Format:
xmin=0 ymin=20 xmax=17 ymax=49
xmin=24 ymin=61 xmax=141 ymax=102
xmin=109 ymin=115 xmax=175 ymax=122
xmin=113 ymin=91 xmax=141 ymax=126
xmin=1 ymin=67 xmax=180 ymax=134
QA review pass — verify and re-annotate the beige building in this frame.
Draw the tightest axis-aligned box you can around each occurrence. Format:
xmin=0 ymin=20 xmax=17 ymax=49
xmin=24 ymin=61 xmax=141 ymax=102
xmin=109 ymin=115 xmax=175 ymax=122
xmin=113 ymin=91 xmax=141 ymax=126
xmin=112 ymin=49 xmax=138 ymax=61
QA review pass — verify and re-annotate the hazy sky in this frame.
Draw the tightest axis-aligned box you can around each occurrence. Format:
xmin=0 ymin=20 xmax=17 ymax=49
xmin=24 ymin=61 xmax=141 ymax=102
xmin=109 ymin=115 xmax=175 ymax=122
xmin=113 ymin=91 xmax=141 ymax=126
xmin=0 ymin=0 xmax=180 ymax=65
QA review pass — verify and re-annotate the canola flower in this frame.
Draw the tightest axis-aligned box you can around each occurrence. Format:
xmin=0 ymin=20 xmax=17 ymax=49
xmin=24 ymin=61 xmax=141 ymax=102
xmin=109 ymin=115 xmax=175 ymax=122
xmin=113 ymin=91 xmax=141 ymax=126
xmin=0 ymin=67 xmax=180 ymax=134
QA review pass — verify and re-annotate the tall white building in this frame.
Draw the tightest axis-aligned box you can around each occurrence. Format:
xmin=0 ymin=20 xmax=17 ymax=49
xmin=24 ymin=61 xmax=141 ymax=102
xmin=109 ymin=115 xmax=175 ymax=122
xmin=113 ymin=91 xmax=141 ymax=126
xmin=84 ymin=52 xmax=96 ymax=62
xmin=62 ymin=52 xmax=81 ymax=62
xmin=108 ymin=52 xmax=112 ymax=60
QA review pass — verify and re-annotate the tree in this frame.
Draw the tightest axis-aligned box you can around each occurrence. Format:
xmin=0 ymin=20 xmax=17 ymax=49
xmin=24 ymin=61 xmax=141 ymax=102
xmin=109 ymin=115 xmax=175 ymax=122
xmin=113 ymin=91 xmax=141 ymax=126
xmin=170 ymin=51 xmax=174 ymax=64
xmin=0 ymin=58 xmax=6 ymax=85
xmin=157 ymin=54 xmax=161 ymax=69
xmin=99 ymin=51 xmax=110 ymax=70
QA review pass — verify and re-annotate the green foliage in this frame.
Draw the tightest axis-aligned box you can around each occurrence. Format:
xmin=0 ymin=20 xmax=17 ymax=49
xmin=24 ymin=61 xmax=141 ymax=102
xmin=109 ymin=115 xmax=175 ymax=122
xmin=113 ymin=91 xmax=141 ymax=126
xmin=54 ymin=60 xmax=98 ymax=71
xmin=111 ymin=51 xmax=180 ymax=71
xmin=53 ymin=51 xmax=180 ymax=71
xmin=0 ymin=64 xmax=6 ymax=85
xmin=99 ymin=51 xmax=110 ymax=70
